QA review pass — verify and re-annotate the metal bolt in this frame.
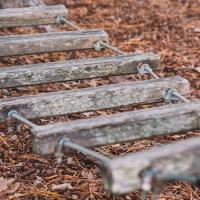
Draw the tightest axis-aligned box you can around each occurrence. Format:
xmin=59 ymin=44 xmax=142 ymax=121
xmin=164 ymin=88 xmax=190 ymax=103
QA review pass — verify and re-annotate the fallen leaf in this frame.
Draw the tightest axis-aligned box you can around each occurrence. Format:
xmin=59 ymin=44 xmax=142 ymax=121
xmin=52 ymin=183 xmax=74 ymax=191
xmin=0 ymin=177 xmax=8 ymax=193
xmin=195 ymin=67 xmax=200 ymax=73
xmin=6 ymin=182 xmax=20 ymax=194
xmin=194 ymin=28 xmax=200 ymax=33
xmin=0 ymin=177 xmax=14 ymax=193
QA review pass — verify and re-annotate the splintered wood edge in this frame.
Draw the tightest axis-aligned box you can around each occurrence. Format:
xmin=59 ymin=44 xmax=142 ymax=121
xmin=0 ymin=53 xmax=160 ymax=88
xmin=0 ymin=5 xmax=68 ymax=28
xmin=0 ymin=76 xmax=190 ymax=122
xmin=103 ymin=136 xmax=200 ymax=194
xmin=0 ymin=29 xmax=109 ymax=56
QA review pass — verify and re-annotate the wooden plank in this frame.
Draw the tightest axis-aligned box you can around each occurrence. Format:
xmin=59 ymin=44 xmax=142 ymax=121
xmin=103 ymin=136 xmax=200 ymax=194
xmin=0 ymin=5 xmax=68 ymax=28
xmin=0 ymin=77 xmax=189 ymax=120
xmin=0 ymin=53 xmax=160 ymax=88
xmin=0 ymin=0 xmax=46 ymax=8
xmin=32 ymin=99 xmax=199 ymax=158
xmin=0 ymin=29 xmax=108 ymax=57
xmin=2 ymin=76 xmax=189 ymax=121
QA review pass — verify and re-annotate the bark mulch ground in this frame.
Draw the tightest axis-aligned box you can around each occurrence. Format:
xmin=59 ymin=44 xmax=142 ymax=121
xmin=0 ymin=0 xmax=200 ymax=199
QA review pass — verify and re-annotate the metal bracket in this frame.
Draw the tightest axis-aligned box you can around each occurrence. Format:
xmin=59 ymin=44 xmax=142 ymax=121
xmin=164 ymin=88 xmax=181 ymax=103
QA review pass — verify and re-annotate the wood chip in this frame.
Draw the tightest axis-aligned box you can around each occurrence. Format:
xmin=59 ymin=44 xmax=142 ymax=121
xmin=52 ymin=183 xmax=74 ymax=191
xmin=195 ymin=67 xmax=200 ymax=73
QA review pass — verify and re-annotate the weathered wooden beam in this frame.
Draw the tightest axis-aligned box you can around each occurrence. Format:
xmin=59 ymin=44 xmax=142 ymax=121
xmin=0 ymin=29 xmax=108 ymax=57
xmin=0 ymin=5 xmax=68 ymax=28
xmin=103 ymin=136 xmax=200 ymax=194
xmin=31 ymin=99 xmax=200 ymax=158
xmin=0 ymin=53 xmax=160 ymax=88
xmin=0 ymin=0 xmax=46 ymax=9
xmin=1 ymin=76 xmax=189 ymax=122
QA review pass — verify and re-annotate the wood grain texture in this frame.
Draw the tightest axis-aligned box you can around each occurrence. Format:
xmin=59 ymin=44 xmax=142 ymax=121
xmin=104 ymin=135 xmax=200 ymax=194
xmin=0 ymin=0 xmax=46 ymax=8
xmin=0 ymin=53 xmax=160 ymax=88
xmin=31 ymin=99 xmax=200 ymax=159
xmin=0 ymin=29 xmax=108 ymax=56
xmin=0 ymin=5 xmax=68 ymax=28
xmin=2 ymin=76 xmax=189 ymax=122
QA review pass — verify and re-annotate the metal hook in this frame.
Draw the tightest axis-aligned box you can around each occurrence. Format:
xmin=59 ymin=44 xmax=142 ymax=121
xmin=94 ymin=40 xmax=126 ymax=55
xmin=55 ymin=16 xmax=81 ymax=31
xmin=56 ymin=138 xmax=110 ymax=165
xmin=8 ymin=110 xmax=37 ymax=128
xmin=164 ymin=88 xmax=189 ymax=103
xmin=137 ymin=64 xmax=159 ymax=79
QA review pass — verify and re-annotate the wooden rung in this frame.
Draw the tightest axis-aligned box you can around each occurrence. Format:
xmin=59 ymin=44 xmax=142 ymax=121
xmin=0 ymin=29 xmax=108 ymax=57
xmin=32 ymin=96 xmax=199 ymax=158
xmin=1 ymin=76 xmax=189 ymax=122
xmin=0 ymin=53 xmax=160 ymax=88
xmin=0 ymin=5 xmax=68 ymax=28
xmin=103 ymin=136 xmax=200 ymax=194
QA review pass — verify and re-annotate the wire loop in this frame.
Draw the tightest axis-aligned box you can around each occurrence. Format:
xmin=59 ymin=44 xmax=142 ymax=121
xmin=94 ymin=40 xmax=127 ymax=55
xmin=56 ymin=138 xmax=110 ymax=164
xmin=8 ymin=110 xmax=37 ymax=128
xmin=56 ymin=16 xmax=81 ymax=31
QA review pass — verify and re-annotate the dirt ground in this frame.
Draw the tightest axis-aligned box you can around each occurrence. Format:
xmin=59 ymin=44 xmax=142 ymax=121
xmin=0 ymin=0 xmax=200 ymax=199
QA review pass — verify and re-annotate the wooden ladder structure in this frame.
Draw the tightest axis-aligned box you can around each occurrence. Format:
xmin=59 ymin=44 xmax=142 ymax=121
xmin=0 ymin=4 xmax=200 ymax=196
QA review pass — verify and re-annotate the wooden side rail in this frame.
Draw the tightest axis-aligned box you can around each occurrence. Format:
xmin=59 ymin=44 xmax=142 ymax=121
xmin=31 ymin=100 xmax=199 ymax=157
xmin=0 ymin=29 xmax=108 ymax=57
xmin=1 ymin=76 xmax=189 ymax=122
xmin=0 ymin=5 xmax=68 ymax=28
xmin=103 ymin=136 xmax=200 ymax=194
xmin=0 ymin=53 xmax=160 ymax=88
